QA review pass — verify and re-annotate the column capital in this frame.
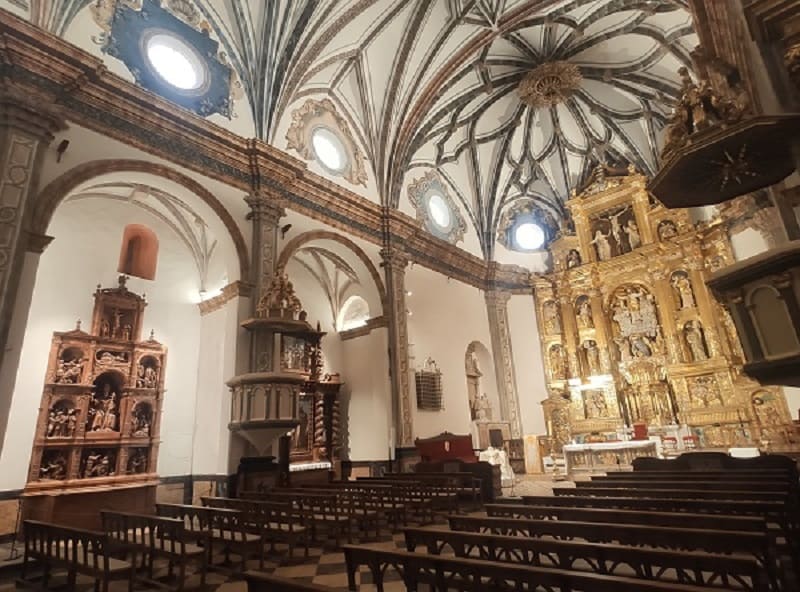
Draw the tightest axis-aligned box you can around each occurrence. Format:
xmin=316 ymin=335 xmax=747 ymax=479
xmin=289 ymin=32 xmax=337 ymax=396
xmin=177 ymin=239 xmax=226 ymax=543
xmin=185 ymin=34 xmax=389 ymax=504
xmin=380 ymin=247 xmax=409 ymax=270
xmin=245 ymin=193 xmax=285 ymax=225
xmin=485 ymin=289 xmax=511 ymax=307
xmin=0 ymin=86 xmax=67 ymax=141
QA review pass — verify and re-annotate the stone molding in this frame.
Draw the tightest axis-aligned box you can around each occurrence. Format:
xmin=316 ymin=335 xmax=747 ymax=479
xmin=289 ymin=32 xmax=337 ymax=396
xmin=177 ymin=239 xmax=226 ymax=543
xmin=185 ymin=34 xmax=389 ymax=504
xmin=197 ymin=281 xmax=252 ymax=316
xmin=485 ymin=289 xmax=523 ymax=438
xmin=339 ymin=316 xmax=388 ymax=341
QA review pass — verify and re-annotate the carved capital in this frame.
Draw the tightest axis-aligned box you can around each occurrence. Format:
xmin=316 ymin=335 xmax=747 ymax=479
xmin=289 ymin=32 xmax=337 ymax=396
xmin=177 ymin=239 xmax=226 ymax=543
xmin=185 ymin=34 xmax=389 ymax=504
xmin=485 ymin=289 xmax=511 ymax=307
xmin=0 ymin=86 xmax=67 ymax=140
xmin=245 ymin=193 xmax=285 ymax=225
xmin=380 ymin=247 xmax=409 ymax=270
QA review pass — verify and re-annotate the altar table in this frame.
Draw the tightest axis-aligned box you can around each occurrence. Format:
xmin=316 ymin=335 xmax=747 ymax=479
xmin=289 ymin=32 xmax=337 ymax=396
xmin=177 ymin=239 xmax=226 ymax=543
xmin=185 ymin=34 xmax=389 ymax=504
xmin=563 ymin=440 xmax=657 ymax=475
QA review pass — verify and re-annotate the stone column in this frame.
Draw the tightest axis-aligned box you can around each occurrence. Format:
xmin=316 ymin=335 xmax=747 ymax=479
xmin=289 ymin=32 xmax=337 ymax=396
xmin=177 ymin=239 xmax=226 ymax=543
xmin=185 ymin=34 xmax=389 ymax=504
xmin=0 ymin=90 xmax=66 ymax=367
xmin=245 ymin=191 xmax=285 ymax=307
xmin=0 ymin=90 xmax=65 ymax=457
xmin=380 ymin=246 xmax=413 ymax=447
xmin=485 ymin=290 xmax=523 ymax=438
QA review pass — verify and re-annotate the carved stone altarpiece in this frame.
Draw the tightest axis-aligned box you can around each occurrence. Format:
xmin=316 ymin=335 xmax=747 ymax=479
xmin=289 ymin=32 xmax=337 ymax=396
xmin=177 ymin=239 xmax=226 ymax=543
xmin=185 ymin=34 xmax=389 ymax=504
xmin=535 ymin=168 xmax=793 ymax=451
xmin=24 ymin=276 xmax=166 ymax=520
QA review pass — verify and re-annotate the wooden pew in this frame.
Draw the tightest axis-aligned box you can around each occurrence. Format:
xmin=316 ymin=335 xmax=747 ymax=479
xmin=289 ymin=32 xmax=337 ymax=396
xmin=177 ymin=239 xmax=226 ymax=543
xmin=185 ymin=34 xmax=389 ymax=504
xmin=554 ymin=487 xmax=788 ymax=502
xmin=201 ymin=497 xmax=310 ymax=559
xmin=100 ymin=510 xmax=207 ymax=591
xmin=242 ymin=490 xmax=352 ymax=547
xmin=404 ymin=526 xmax=768 ymax=591
xmin=244 ymin=571 xmax=338 ymax=591
xmin=155 ymin=503 xmax=264 ymax=572
xmin=382 ymin=471 xmax=483 ymax=507
xmin=577 ymin=479 xmax=792 ymax=492
xmin=303 ymin=482 xmax=408 ymax=531
xmin=353 ymin=478 xmax=438 ymax=523
xmin=343 ymin=544 xmax=741 ymax=592
xmin=485 ymin=503 xmax=768 ymax=532
xmin=446 ymin=514 xmax=778 ymax=587
xmin=597 ymin=470 xmax=793 ymax=481
xmin=21 ymin=520 xmax=135 ymax=592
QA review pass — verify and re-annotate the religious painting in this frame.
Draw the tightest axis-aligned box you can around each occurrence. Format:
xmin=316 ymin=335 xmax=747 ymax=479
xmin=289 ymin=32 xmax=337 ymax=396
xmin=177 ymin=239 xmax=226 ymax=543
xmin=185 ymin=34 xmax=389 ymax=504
xmin=281 ymin=335 xmax=308 ymax=372
xmin=588 ymin=205 xmax=640 ymax=260
xmin=292 ymin=393 xmax=314 ymax=457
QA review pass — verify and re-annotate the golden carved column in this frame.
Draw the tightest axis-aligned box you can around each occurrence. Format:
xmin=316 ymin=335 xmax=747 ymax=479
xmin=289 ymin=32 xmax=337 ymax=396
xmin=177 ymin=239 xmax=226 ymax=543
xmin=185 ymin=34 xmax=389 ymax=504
xmin=485 ymin=289 xmax=523 ymax=438
xmin=687 ymin=254 xmax=723 ymax=359
xmin=650 ymin=267 xmax=682 ymax=364
xmin=380 ymin=246 xmax=413 ymax=447
xmin=587 ymin=287 xmax=612 ymax=371
xmin=557 ymin=290 xmax=580 ymax=379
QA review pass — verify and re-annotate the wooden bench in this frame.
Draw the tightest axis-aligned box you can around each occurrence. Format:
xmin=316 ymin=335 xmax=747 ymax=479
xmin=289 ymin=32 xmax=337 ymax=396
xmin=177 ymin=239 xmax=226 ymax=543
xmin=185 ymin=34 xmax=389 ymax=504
xmin=577 ymin=479 xmax=792 ymax=492
xmin=21 ymin=519 xmax=135 ymax=592
xmin=201 ymin=497 xmax=309 ymax=558
xmin=555 ymin=486 xmax=789 ymax=502
xmin=156 ymin=503 xmax=264 ymax=572
xmin=243 ymin=490 xmax=351 ymax=547
xmin=404 ymin=526 xmax=768 ymax=591
xmin=382 ymin=471 xmax=483 ymax=507
xmin=101 ymin=510 xmax=207 ymax=591
xmin=244 ymin=570 xmax=337 ymax=591
xmin=342 ymin=544 xmax=740 ymax=592
xmin=446 ymin=514 xmax=778 ymax=588
xmin=485 ymin=503 xmax=768 ymax=532
xmin=307 ymin=482 xmax=408 ymax=531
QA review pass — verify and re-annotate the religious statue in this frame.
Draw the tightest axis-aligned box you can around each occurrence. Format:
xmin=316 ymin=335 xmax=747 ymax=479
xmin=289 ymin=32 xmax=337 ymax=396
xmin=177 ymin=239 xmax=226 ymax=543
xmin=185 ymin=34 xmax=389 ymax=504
xmin=585 ymin=391 xmax=609 ymax=418
xmin=615 ymin=337 xmax=632 ymax=362
xmin=672 ymin=273 xmax=696 ymax=309
xmin=111 ymin=309 xmax=123 ymax=339
xmin=83 ymin=452 xmax=113 ymax=478
xmin=102 ymin=396 xmax=117 ymax=431
xmin=605 ymin=206 xmax=630 ymax=251
xmin=143 ymin=366 xmax=158 ymax=388
xmin=473 ymin=392 xmax=492 ymax=421
xmin=577 ymin=299 xmax=593 ymax=329
xmin=39 ymin=453 xmax=67 ymax=480
xmin=685 ymin=321 xmax=709 ymax=361
xmin=100 ymin=319 xmax=110 ymax=338
xmin=549 ymin=345 xmax=567 ymax=380
xmin=590 ymin=229 xmax=612 ymax=261
xmin=46 ymin=405 xmax=78 ymax=438
xmin=55 ymin=357 xmax=84 ymax=384
xmin=565 ymin=249 xmax=581 ymax=269
xmin=122 ymin=324 xmax=132 ymax=341
xmin=89 ymin=383 xmax=118 ymax=432
xmin=658 ymin=220 xmax=678 ymax=241
xmin=542 ymin=301 xmax=561 ymax=334
xmin=127 ymin=450 xmax=148 ymax=474
xmin=466 ymin=349 xmax=482 ymax=419
xmin=583 ymin=340 xmax=601 ymax=375
xmin=624 ymin=220 xmax=641 ymax=250
xmin=130 ymin=403 xmax=152 ymax=437
xmin=689 ymin=376 xmax=720 ymax=407
xmin=136 ymin=364 xmax=145 ymax=387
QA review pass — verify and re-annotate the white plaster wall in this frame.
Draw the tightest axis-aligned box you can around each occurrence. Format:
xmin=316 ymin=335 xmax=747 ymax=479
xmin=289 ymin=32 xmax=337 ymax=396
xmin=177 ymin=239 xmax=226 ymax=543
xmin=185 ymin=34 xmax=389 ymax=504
xmin=0 ymin=200 xmax=207 ymax=490
xmin=191 ymin=297 xmax=242 ymax=475
xmin=341 ymin=329 xmax=392 ymax=461
xmin=508 ymin=293 xmax=548 ymax=436
xmin=405 ymin=265 xmax=493 ymax=439
xmin=730 ymin=228 xmax=770 ymax=262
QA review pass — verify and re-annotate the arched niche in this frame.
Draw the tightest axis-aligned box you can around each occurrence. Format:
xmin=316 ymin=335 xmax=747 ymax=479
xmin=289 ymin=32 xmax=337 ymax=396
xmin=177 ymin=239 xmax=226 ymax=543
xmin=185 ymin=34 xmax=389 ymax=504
xmin=118 ymin=224 xmax=159 ymax=280
xmin=747 ymin=285 xmax=800 ymax=357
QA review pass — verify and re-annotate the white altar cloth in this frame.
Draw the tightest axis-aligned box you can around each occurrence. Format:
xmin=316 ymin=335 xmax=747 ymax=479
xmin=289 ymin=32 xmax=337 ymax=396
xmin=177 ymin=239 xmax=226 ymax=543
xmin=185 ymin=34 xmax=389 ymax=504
xmin=479 ymin=447 xmax=514 ymax=487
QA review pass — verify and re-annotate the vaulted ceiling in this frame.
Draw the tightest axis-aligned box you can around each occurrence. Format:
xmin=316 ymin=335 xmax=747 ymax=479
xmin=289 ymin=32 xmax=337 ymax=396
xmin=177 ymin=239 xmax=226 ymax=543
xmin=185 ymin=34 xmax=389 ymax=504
xmin=8 ymin=0 xmax=697 ymax=261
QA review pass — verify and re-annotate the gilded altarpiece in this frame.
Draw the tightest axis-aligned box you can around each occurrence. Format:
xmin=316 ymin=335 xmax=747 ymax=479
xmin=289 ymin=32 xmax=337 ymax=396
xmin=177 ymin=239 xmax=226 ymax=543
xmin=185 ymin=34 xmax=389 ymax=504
xmin=535 ymin=169 xmax=792 ymax=452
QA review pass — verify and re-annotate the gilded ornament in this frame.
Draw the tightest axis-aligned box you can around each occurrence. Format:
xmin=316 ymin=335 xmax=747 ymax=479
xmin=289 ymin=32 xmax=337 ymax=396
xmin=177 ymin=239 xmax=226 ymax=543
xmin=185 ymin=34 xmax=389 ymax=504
xmin=518 ymin=61 xmax=582 ymax=110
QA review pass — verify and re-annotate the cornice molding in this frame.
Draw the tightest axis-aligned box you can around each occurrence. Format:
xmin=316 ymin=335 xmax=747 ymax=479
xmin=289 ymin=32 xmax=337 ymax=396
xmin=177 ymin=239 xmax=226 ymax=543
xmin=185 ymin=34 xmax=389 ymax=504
xmin=0 ymin=9 xmax=530 ymax=293
xmin=197 ymin=281 xmax=252 ymax=316
xmin=339 ymin=316 xmax=387 ymax=341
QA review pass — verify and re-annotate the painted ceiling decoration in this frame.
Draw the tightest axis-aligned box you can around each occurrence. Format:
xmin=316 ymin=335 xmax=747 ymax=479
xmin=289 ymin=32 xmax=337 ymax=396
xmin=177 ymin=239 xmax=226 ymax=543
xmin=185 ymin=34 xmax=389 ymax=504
xmin=407 ymin=170 xmax=467 ymax=245
xmin=92 ymin=0 xmax=236 ymax=118
xmin=65 ymin=182 xmax=218 ymax=291
xmin=286 ymin=98 xmax=369 ymax=187
xmin=20 ymin=0 xmax=698 ymax=262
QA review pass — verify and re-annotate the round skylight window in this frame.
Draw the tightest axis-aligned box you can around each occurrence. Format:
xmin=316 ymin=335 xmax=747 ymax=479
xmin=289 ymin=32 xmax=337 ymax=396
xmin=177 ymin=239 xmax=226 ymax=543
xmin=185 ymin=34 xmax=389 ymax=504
xmin=145 ymin=33 xmax=205 ymax=91
xmin=311 ymin=127 xmax=348 ymax=173
xmin=514 ymin=222 xmax=546 ymax=250
xmin=427 ymin=193 xmax=451 ymax=229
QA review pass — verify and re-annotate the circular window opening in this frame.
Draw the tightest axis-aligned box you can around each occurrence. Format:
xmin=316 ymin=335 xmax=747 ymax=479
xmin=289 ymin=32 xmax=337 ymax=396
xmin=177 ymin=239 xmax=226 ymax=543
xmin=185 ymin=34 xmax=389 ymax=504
xmin=145 ymin=33 xmax=206 ymax=91
xmin=311 ymin=127 xmax=348 ymax=173
xmin=428 ymin=193 xmax=451 ymax=229
xmin=515 ymin=222 xmax=546 ymax=250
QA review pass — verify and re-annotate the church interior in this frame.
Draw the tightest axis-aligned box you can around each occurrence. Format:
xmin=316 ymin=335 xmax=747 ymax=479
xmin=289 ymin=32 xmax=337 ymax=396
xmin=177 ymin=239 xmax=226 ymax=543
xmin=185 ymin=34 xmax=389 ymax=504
xmin=1 ymin=0 xmax=800 ymax=590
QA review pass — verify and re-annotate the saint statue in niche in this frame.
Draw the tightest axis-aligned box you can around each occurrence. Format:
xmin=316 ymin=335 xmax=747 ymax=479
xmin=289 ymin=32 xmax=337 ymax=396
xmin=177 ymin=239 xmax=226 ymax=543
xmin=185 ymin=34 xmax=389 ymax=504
xmin=624 ymin=219 xmax=641 ymax=249
xmin=542 ymin=301 xmax=561 ymax=334
xmin=88 ymin=382 xmax=119 ymax=432
xmin=565 ymin=249 xmax=581 ymax=269
xmin=576 ymin=298 xmax=593 ymax=329
xmin=584 ymin=390 xmax=609 ymax=418
xmin=590 ymin=229 xmax=612 ymax=261
xmin=684 ymin=321 xmax=709 ymax=361
xmin=549 ymin=344 xmax=567 ymax=380
xmin=583 ymin=340 xmax=601 ymax=375
xmin=55 ymin=355 xmax=84 ymax=384
xmin=465 ymin=349 xmax=483 ymax=420
xmin=672 ymin=272 xmax=696 ymax=309
xmin=474 ymin=392 xmax=492 ymax=421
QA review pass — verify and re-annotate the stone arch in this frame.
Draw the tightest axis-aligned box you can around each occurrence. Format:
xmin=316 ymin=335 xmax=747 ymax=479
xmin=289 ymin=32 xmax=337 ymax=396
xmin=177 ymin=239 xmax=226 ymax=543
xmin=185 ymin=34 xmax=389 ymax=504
xmin=30 ymin=159 xmax=249 ymax=281
xmin=277 ymin=230 xmax=386 ymax=312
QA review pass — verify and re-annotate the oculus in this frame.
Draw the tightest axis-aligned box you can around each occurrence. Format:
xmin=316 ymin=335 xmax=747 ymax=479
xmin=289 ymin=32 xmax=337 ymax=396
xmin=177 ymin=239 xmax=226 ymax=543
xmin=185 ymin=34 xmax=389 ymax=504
xmin=497 ymin=200 xmax=557 ymax=252
xmin=144 ymin=32 xmax=206 ymax=91
xmin=407 ymin=171 xmax=466 ymax=244
xmin=311 ymin=127 xmax=348 ymax=174
xmin=286 ymin=99 xmax=369 ymax=186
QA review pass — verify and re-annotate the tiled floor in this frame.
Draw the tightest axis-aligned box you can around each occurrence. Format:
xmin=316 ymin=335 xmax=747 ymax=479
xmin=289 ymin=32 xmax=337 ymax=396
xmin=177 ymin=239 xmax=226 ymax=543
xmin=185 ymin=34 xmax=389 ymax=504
xmin=0 ymin=475 xmax=571 ymax=591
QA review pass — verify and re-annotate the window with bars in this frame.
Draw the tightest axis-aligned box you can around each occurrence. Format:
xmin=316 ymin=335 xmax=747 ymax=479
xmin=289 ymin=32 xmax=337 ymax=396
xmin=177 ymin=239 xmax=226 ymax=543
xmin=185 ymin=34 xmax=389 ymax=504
xmin=415 ymin=369 xmax=443 ymax=411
